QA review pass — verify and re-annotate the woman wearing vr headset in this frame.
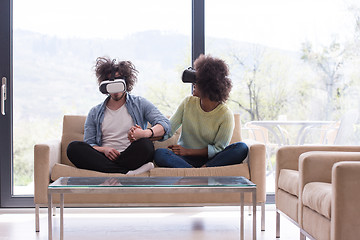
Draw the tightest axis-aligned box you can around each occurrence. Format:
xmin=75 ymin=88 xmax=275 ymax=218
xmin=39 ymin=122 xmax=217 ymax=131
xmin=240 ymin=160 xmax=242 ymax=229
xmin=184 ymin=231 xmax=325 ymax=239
xmin=154 ymin=54 xmax=248 ymax=168
xmin=66 ymin=57 xmax=170 ymax=174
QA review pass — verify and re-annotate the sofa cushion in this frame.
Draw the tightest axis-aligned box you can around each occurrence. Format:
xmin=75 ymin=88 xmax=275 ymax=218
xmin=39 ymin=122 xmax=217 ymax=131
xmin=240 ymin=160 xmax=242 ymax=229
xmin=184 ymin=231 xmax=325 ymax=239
xmin=150 ymin=163 xmax=250 ymax=178
xmin=276 ymin=188 xmax=299 ymax=223
xmin=302 ymin=205 xmax=331 ymax=240
xmin=278 ymin=169 xmax=299 ymax=197
xmin=302 ymin=182 xmax=332 ymax=219
xmin=51 ymin=163 xmax=149 ymax=181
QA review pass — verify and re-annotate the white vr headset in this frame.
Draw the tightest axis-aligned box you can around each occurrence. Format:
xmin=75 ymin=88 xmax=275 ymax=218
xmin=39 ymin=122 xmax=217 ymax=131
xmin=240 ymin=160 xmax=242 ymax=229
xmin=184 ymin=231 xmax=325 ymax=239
xmin=99 ymin=79 xmax=126 ymax=94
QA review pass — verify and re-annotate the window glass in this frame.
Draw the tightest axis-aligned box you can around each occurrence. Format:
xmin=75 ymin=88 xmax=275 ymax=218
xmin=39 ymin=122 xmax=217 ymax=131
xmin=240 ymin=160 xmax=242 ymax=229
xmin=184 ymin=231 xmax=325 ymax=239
xmin=206 ymin=0 xmax=360 ymax=192
xmin=13 ymin=0 xmax=191 ymax=195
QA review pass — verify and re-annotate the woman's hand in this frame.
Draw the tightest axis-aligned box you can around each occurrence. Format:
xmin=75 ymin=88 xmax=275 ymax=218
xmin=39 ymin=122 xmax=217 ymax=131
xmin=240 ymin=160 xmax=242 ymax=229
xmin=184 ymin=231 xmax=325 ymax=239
xmin=169 ymin=145 xmax=208 ymax=157
xmin=168 ymin=145 xmax=189 ymax=156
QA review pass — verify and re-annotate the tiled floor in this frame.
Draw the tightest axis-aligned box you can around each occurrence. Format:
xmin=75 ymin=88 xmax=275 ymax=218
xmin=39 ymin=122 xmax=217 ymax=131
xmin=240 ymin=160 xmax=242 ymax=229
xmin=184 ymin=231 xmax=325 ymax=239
xmin=0 ymin=204 xmax=300 ymax=240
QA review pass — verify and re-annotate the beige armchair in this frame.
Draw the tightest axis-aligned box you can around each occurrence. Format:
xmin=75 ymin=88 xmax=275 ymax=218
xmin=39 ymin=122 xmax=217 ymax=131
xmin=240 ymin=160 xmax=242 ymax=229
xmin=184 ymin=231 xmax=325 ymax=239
xmin=34 ymin=114 xmax=266 ymax=232
xmin=275 ymin=145 xmax=360 ymax=239
xmin=298 ymin=151 xmax=360 ymax=240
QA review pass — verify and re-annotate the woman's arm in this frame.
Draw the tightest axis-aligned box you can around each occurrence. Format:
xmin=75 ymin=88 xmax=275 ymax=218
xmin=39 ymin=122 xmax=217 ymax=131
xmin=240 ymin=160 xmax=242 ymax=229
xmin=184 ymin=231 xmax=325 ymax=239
xmin=207 ymin=113 xmax=234 ymax=158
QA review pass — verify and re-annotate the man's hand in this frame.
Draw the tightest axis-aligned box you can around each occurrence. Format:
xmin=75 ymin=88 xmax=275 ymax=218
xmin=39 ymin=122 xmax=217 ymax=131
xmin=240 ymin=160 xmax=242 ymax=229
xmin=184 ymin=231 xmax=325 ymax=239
xmin=128 ymin=125 xmax=151 ymax=142
xmin=94 ymin=146 xmax=120 ymax=161
xmin=168 ymin=145 xmax=189 ymax=156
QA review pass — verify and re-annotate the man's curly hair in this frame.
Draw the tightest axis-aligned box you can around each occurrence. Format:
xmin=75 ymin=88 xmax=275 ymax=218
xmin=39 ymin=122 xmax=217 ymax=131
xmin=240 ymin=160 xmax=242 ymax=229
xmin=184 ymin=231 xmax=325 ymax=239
xmin=194 ymin=54 xmax=232 ymax=103
xmin=95 ymin=56 xmax=138 ymax=92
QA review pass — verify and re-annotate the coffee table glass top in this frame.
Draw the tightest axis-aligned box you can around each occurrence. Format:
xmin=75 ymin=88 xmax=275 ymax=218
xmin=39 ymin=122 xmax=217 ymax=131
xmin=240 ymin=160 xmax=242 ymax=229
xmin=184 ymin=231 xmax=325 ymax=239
xmin=49 ymin=176 xmax=255 ymax=188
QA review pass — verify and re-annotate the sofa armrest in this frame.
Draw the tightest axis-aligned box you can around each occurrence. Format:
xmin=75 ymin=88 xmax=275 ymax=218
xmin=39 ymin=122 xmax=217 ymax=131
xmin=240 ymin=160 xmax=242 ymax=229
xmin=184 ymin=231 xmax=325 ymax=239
xmin=331 ymin=161 xmax=360 ymax=240
xmin=243 ymin=139 xmax=266 ymax=203
xmin=34 ymin=140 xmax=62 ymax=204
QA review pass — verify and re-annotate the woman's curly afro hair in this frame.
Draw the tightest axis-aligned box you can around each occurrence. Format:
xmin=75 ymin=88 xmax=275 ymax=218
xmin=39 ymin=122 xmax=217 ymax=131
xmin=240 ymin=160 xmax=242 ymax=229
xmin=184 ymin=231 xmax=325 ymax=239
xmin=95 ymin=56 xmax=138 ymax=92
xmin=194 ymin=54 xmax=232 ymax=103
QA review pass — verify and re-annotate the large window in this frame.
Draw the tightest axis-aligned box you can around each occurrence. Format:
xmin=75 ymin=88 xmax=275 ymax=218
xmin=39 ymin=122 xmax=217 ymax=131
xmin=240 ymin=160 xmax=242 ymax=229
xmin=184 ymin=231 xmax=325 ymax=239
xmin=4 ymin=0 xmax=360 ymax=203
xmin=206 ymin=0 xmax=360 ymax=192
xmin=12 ymin=0 xmax=191 ymax=195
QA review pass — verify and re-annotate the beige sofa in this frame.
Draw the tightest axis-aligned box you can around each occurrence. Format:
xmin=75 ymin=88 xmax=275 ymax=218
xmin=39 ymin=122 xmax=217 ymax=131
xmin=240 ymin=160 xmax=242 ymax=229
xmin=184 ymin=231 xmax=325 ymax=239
xmin=34 ymin=114 xmax=266 ymax=231
xmin=276 ymin=146 xmax=360 ymax=239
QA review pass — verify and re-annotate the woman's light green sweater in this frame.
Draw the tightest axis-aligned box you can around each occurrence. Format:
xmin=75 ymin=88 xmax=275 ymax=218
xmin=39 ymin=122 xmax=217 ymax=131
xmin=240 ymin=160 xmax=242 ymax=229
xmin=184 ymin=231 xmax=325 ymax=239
xmin=169 ymin=96 xmax=234 ymax=158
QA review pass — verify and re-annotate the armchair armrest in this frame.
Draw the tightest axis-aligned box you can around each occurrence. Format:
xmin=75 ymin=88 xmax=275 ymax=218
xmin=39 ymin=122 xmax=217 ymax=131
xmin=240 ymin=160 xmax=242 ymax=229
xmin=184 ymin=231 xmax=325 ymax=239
xmin=34 ymin=139 xmax=62 ymax=204
xmin=298 ymin=151 xmax=360 ymax=229
xmin=243 ymin=139 xmax=266 ymax=203
xmin=276 ymin=146 xmax=360 ymax=193
xmin=299 ymin=151 xmax=360 ymax=189
xmin=332 ymin=161 xmax=360 ymax=240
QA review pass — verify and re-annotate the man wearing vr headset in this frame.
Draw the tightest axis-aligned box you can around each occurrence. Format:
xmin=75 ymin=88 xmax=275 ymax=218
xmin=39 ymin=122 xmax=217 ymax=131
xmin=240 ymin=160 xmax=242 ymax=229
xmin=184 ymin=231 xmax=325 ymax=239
xmin=67 ymin=57 xmax=170 ymax=174
xmin=154 ymin=54 xmax=248 ymax=168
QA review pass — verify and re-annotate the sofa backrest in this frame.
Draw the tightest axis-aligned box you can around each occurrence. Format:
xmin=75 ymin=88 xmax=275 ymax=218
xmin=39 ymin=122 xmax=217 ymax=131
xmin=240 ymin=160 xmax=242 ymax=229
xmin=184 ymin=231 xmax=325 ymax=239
xmin=60 ymin=114 xmax=242 ymax=166
xmin=230 ymin=113 xmax=242 ymax=144
xmin=61 ymin=115 xmax=87 ymax=166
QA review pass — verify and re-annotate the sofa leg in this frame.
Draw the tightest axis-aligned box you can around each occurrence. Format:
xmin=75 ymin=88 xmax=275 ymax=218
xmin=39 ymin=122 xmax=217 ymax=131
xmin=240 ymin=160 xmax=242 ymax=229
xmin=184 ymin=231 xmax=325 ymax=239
xmin=261 ymin=203 xmax=265 ymax=231
xmin=35 ymin=204 xmax=40 ymax=232
xmin=276 ymin=210 xmax=280 ymax=238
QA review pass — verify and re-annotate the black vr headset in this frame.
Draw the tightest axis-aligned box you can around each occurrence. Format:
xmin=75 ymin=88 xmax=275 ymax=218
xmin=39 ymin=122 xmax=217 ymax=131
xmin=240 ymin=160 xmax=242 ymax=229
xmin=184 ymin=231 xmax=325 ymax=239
xmin=182 ymin=67 xmax=196 ymax=83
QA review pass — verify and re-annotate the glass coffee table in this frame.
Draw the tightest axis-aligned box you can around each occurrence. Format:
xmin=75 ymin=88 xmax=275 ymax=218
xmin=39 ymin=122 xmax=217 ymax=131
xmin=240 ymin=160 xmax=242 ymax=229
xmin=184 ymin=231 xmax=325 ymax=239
xmin=48 ymin=176 xmax=257 ymax=240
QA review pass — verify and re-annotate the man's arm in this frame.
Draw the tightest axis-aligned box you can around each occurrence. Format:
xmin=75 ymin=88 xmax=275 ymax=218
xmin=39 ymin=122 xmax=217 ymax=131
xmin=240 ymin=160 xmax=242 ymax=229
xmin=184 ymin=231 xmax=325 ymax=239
xmin=140 ymin=97 xmax=171 ymax=136
xmin=149 ymin=123 xmax=165 ymax=138
xmin=83 ymin=108 xmax=98 ymax=146
xmin=128 ymin=123 xmax=165 ymax=142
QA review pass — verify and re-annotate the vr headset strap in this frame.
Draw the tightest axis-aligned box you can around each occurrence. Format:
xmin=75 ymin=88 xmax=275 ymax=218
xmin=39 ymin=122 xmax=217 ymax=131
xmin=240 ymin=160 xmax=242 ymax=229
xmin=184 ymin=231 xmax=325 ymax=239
xmin=110 ymin=67 xmax=115 ymax=81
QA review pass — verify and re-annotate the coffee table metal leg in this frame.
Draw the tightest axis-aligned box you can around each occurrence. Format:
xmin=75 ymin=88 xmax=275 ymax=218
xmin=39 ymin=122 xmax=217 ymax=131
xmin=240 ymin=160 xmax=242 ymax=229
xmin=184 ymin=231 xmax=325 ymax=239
xmin=253 ymin=190 xmax=257 ymax=240
xmin=48 ymin=192 xmax=52 ymax=240
xmin=261 ymin=202 xmax=265 ymax=231
xmin=240 ymin=192 xmax=244 ymax=240
xmin=60 ymin=193 xmax=64 ymax=240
